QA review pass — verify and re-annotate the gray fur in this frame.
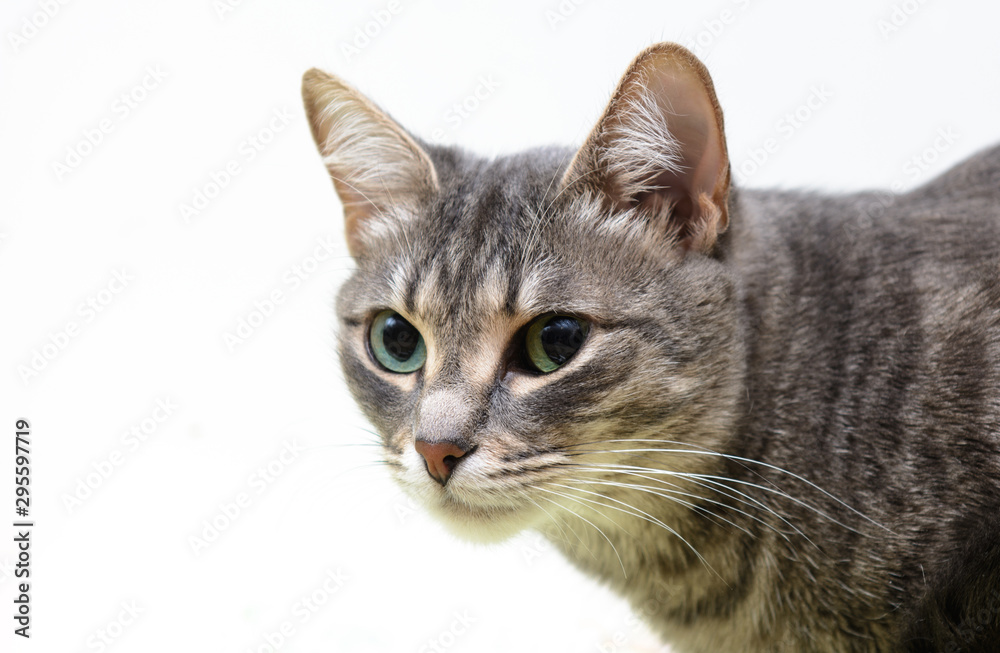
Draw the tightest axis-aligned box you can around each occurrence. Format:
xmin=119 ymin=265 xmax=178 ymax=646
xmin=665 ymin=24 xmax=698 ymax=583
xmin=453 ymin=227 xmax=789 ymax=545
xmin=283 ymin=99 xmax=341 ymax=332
xmin=305 ymin=48 xmax=1000 ymax=653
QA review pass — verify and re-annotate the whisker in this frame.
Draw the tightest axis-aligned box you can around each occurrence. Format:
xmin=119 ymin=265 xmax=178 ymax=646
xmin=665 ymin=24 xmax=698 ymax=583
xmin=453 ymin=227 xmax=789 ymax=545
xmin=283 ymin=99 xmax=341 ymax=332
xmin=561 ymin=475 xmax=753 ymax=538
xmin=570 ymin=459 xmax=852 ymax=539
xmin=533 ymin=487 xmax=628 ymax=578
xmin=667 ymin=472 xmax=810 ymax=542
xmin=679 ymin=472 xmax=860 ymax=539
xmin=514 ymin=488 xmax=591 ymax=558
xmin=568 ymin=463 xmax=832 ymax=548
xmin=563 ymin=461 xmax=808 ymax=542
xmin=560 ymin=468 xmax=779 ymax=541
xmin=533 ymin=495 xmax=606 ymax=565
xmin=560 ymin=441 xmax=891 ymax=533
xmin=540 ymin=482 xmax=721 ymax=581
xmin=300 ymin=442 xmax=383 ymax=451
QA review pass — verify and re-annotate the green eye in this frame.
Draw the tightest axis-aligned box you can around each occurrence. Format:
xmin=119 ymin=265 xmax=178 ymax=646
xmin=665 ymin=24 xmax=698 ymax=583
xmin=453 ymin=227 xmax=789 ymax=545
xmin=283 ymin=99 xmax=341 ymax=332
xmin=525 ymin=315 xmax=589 ymax=373
xmin=369 ymin=310 xmax=427 ymax=373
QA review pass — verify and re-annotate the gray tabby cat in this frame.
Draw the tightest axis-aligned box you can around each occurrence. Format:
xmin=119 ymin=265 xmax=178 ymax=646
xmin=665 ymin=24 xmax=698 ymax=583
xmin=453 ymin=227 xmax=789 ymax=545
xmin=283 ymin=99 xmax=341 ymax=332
xmin=301 ymin=43 xmax=1000 ymax=652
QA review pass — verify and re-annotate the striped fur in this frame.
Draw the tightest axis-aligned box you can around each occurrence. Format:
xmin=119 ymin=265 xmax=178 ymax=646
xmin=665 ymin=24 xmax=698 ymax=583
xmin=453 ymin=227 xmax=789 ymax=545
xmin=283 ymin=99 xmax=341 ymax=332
xmin=304 ymin=43 xmax=1000 ymax=653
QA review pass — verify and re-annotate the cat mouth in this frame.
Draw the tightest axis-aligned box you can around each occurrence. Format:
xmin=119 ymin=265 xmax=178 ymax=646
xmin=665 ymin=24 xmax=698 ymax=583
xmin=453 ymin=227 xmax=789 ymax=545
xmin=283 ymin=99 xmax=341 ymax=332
xmin=392 ymin=449 xmax=543 ymax=540
xmin=427 ymin=479 xmax=520 ymax=514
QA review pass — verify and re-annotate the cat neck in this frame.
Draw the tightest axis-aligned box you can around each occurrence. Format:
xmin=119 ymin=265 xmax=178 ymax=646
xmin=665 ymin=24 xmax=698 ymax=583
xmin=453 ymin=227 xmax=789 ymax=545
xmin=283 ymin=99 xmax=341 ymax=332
xmin=536 ymin=435 xmax=762 ymax=617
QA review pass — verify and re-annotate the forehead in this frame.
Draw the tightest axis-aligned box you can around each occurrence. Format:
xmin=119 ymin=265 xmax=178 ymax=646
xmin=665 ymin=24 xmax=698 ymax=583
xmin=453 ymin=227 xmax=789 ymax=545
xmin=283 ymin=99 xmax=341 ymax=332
xmin=344 ymin=147 xmax=669 ymax=330
xmin=396 ymin=181 xmax=567 ymax=330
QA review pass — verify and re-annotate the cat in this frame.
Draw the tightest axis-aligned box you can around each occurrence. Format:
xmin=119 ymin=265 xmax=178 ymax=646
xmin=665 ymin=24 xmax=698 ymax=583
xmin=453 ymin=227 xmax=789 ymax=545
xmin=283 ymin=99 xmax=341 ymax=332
xmin=301 ymin=42 xmax=1000 ymax=652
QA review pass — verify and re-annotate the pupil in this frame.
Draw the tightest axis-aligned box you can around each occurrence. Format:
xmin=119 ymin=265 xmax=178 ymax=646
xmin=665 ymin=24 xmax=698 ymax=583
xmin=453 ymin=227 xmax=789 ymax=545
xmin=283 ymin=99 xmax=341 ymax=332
xmin=540 ymin=317 xmax=584 ymax=365
xmin=382 ymin=315 xmax=419 ymax=361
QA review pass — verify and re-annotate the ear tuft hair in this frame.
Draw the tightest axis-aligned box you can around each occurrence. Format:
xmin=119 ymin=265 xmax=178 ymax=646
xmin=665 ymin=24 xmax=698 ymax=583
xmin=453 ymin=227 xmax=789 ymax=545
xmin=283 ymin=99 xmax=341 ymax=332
xmin=302 ymin=69 xmax=438 ymax=257
xmin=561 ymin=43 xmax=731 ymax=253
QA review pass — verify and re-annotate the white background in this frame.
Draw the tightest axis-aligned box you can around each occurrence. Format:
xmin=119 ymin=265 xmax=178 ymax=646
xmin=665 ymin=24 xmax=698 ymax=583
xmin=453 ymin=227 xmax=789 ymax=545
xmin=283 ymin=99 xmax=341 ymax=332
xmin=2 ymin=1 xmax=999 ymax=652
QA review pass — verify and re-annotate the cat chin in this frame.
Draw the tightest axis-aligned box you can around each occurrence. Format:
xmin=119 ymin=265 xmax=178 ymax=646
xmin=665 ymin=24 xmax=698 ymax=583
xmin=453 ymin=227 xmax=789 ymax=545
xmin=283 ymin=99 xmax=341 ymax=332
xmin=436 ymin=515 xmax=527 ymax=544
xmin=423 ymin=498 xmax=539 ymax=545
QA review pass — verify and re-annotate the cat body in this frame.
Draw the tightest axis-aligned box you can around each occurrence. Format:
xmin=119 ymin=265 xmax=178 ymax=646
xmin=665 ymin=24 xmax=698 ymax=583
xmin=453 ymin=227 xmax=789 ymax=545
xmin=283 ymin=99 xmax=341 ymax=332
xmin=587 ymin=164 xmax=1000 ymax=652
xmin=303 ymin=44 xmax=1000 ymax=652
xmin=717 ymin=168 xmax=1000 ymax=652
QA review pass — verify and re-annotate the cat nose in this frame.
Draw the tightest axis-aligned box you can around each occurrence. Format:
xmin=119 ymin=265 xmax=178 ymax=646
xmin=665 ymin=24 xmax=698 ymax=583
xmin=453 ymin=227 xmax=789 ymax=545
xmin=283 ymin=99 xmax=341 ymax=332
xmin=414 ymin=439 xmax=472 ymax=486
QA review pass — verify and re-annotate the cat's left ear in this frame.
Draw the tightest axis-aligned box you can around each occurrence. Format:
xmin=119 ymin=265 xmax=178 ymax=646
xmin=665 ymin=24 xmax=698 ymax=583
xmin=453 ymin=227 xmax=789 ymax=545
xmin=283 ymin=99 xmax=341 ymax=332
xmin=302 ymin=69 xmax=439 ymax=257
xmin=561 ymin=43 xmax=730 ymax=253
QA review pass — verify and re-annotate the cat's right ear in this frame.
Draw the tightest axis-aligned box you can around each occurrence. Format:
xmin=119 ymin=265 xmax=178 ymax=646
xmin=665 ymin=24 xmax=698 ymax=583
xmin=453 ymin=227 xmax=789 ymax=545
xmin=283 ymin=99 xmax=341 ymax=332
xmin=561 ymin=43 xmax=730 ymax=253
xmin=302 ymin=70 xmax=438 ymax=257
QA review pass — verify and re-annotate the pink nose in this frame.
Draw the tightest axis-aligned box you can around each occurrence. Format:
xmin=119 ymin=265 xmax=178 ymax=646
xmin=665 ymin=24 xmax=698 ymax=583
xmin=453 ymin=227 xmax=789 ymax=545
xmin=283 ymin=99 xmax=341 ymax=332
xmin=414 ymin=440 xmax=471 ymax=485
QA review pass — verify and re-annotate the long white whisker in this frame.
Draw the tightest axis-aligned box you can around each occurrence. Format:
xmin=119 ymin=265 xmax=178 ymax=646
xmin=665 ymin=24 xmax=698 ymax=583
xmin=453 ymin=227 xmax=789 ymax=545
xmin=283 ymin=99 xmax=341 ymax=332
xmin=564 ymin=442 xmax=891 ymax=533
xmin=564 ymin=461 xmax=808 ymax=542
xmin=562 ymin=475 xmax=754 ymax=539
xmin=511 ymin=486 xmax=575 ymax=547
xmin=678 ymin=472 xmax=860 ymax=538
xmin=564 ymin=467 xmax=788 ymax=540
xmin=534 ymin=488 xmax=628 ymax=578
xmin=568 ymin=463 xmax=840 ymax=546
xmin=676 ymin=473 xmax=815 ymax=543
xmin=541 ymin=482 xmax=720 ymax=581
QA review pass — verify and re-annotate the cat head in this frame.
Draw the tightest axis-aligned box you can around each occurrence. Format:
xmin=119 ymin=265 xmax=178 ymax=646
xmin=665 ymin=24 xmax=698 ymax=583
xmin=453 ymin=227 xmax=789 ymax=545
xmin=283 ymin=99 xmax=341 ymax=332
xmin=303 ymin=43 xmax=745 ymax=543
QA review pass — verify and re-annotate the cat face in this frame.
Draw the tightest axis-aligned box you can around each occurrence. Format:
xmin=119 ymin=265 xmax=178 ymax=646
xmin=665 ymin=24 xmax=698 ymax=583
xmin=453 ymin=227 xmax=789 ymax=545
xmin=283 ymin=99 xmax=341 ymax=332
xmin=305 ymin=44 xmax=745 ymax=543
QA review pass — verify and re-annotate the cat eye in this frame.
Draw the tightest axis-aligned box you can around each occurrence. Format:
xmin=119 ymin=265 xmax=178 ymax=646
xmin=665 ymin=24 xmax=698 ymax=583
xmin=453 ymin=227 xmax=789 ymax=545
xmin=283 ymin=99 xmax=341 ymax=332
xmin=525 ymin=315 xmax=589 ymax=373
xmin=369 ymin=310 xmax=427 ymax=373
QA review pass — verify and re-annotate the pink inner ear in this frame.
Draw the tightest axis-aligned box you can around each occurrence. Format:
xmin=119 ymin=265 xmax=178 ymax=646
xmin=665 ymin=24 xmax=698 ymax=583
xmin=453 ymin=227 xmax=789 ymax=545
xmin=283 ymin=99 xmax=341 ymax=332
xmin=302 ymin=68 xmax=440 ymax=259
xmin=644 ymin=68 xmax=727 ymax=214
xmin=557 ymin=43 xmax=732 ymax=251
xmin=644 ymin=119 xmax=726 ymax=245
xmin=604 ymin=51 xmax=729 ymax=251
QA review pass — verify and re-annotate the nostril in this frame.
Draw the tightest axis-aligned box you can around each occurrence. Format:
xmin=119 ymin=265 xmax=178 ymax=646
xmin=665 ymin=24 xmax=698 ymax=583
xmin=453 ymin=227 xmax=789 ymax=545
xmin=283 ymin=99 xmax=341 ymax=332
xmin=414 ymin=439 xmax=472 ymax=486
